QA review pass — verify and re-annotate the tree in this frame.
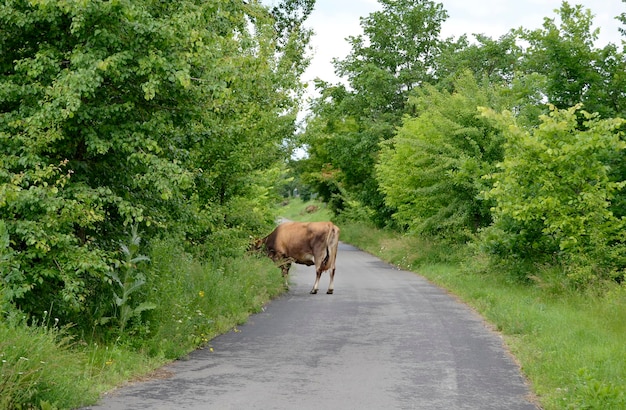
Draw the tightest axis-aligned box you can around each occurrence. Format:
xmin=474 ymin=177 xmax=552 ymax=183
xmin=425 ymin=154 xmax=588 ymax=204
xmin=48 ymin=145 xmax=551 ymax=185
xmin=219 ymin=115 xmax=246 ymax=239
xmin=482 ymin=105 xmax=626 ymax=283
xmin=376 ymin=71 xmax=512 ymax=239
xmin=435 ymin=32 xmax=522 ymax=88
xmin=0 ymin=0 xmax=311 ymax=329
xmin=518 ymin=1 xmax=626 ymax=118
xmin=620 ymin=0 xmax=626 ymax=38
xmin=302 ymin=0 xmax=448 ymax=225
xmin=270 ymin=0 xmax=315 ymax=50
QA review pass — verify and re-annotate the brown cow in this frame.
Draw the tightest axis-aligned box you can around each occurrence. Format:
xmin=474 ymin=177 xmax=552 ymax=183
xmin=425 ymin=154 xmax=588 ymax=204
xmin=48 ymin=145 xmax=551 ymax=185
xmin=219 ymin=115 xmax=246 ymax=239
xmin=253 ymin=221 xmax=340 ymax=294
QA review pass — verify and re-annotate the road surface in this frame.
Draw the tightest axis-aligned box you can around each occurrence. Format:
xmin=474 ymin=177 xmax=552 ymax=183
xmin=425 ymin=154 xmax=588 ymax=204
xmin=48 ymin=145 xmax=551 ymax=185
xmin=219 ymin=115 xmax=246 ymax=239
xmin=85 ymin=242 xmax=538 ymax=410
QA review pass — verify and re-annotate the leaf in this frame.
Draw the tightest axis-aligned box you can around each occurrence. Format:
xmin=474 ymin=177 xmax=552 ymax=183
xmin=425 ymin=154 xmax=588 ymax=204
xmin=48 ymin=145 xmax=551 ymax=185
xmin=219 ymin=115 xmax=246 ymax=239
xmin=132 ymin=302 xmax=157 ymax=316
xmin=130 ymin=255 xmax=150 ymax=265
xmin=0 ymin=220 xmax=9 ymax=250
xmin=113 ymin=292 xmax=123 ymax=307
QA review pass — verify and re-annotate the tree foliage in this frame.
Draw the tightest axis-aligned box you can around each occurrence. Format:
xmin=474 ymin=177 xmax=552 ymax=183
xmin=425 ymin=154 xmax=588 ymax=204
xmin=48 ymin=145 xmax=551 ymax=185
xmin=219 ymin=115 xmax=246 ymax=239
xmin=301 ymin=0 xmax=448 ymax=225
xmin=299 ymin=0 xmax=626 ymax=285
xmin=0 ymin=0 xmax=311 ymax=329
xmin=620 ymin=0 xmax=626 ymax=36
xmin=518 ymin=2 xmax=626 ymax=118
xmin=435 ymin=32 xmax=522 ymax=87
xmin=377 ymin=72 xmax=511 ymax=239
xmin=482 ymin=105 xmax=626 ymax=282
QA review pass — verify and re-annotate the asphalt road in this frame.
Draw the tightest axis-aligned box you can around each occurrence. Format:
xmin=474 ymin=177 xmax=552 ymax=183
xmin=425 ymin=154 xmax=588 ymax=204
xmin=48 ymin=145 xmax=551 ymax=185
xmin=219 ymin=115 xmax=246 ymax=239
xmin=85 ymin=243 xmax=538 ymax=410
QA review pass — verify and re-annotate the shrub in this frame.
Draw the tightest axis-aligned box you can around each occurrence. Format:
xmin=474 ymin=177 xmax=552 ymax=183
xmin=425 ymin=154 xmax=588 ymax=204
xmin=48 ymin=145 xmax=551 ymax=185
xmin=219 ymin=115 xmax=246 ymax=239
xmin=376 ymin=72 xmax=509 ymax=240
xmin=482 ymin=105 xmax=626 ymax=284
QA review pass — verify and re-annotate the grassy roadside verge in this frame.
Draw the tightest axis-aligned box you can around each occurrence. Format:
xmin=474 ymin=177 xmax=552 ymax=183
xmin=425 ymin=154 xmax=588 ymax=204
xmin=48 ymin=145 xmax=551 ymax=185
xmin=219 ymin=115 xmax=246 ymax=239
xmin=280 ymin=199 xmax=626 ymax=410
xmin=1 ymin=237 xmax=286 ymax=409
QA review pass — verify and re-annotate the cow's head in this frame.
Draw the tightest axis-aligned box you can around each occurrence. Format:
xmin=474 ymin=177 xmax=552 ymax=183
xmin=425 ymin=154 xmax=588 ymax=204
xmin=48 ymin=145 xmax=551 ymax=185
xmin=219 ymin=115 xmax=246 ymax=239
xmin=247 ymin=236 xmax=266 ymax=253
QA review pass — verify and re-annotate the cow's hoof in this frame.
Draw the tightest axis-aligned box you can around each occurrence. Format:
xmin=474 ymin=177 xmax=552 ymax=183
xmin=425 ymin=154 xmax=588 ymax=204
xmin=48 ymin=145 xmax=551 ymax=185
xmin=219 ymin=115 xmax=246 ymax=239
xmin=326 ymin=289 xmax=334 ymax=295
xmin=310 ymin=289 xmax=318 ymax=294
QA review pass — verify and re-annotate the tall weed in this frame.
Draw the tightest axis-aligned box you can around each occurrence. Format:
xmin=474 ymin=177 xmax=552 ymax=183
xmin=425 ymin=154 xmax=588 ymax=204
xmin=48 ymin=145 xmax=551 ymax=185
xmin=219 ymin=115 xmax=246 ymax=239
xmin=104 ymin=225 xmax=154 ymax=334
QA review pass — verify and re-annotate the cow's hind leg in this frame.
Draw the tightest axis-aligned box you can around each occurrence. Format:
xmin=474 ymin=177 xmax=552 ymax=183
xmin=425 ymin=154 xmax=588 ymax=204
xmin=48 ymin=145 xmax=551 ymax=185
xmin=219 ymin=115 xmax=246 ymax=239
xmin=326 ymin=267 xmax=335 ymax=294
xmin=310 ymin=270 xmax=322 ymax=294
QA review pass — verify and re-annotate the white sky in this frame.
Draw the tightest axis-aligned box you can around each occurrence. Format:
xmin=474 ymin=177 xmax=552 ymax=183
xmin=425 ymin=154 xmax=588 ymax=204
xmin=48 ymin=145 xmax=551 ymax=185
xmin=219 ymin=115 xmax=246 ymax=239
xmin=301 ymin=0 xmax=625 ymax=89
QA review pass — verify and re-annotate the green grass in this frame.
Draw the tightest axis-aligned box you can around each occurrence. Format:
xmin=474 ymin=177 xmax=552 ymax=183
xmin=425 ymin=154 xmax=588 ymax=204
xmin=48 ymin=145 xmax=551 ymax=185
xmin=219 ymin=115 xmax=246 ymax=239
xmin=1 ymin=235 xmax=286 ymax=409
xmin=0 ymin=318 xmax=162 ymax=409
xmin=0 ymin=320 xmax=96 ymax=409
xmin=141 ymin=237 xmax=286 ymax=359
xmin=334 ymin=218 xmax=626 ymax=410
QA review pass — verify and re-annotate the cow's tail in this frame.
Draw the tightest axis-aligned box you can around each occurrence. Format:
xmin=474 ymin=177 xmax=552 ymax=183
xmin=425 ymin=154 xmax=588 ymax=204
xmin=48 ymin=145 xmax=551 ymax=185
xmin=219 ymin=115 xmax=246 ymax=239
xmin=322 ymin=224 xmax=340 ymax=271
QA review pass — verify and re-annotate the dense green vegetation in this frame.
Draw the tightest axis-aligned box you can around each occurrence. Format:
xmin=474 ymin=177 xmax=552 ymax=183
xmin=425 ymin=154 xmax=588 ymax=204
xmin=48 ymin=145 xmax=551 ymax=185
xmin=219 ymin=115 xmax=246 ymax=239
xmin=0 ymin=242 xmax=284 ymax=408
xmin=2 ymin=0 xmax=626 ymax=408
xmin=301 ymin=0 xmax=626 ymax=285
xmin=0 ymin=0 xmax=309 ymax=326
xmin=1 ymin=0 xmax=309 ymax=407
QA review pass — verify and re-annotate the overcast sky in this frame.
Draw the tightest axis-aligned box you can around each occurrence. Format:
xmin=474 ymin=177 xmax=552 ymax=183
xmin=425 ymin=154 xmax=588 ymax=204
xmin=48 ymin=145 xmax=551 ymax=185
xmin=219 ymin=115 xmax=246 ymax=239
xmin=300 ymin=0 xmax=625 ymax=89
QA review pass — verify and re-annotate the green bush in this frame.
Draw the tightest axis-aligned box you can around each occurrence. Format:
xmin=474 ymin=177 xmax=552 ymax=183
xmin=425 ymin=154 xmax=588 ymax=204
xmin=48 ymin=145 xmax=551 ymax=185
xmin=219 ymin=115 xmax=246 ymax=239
xmin=376 ymin=71 xmax=510 ymax=240
xmin=0 ymin=0 xmax=307 ymax=335
xmin=0 ymin=162 xmax=114 ymax=328
xmin=482 ymin=105 xmax=626 ymax=284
